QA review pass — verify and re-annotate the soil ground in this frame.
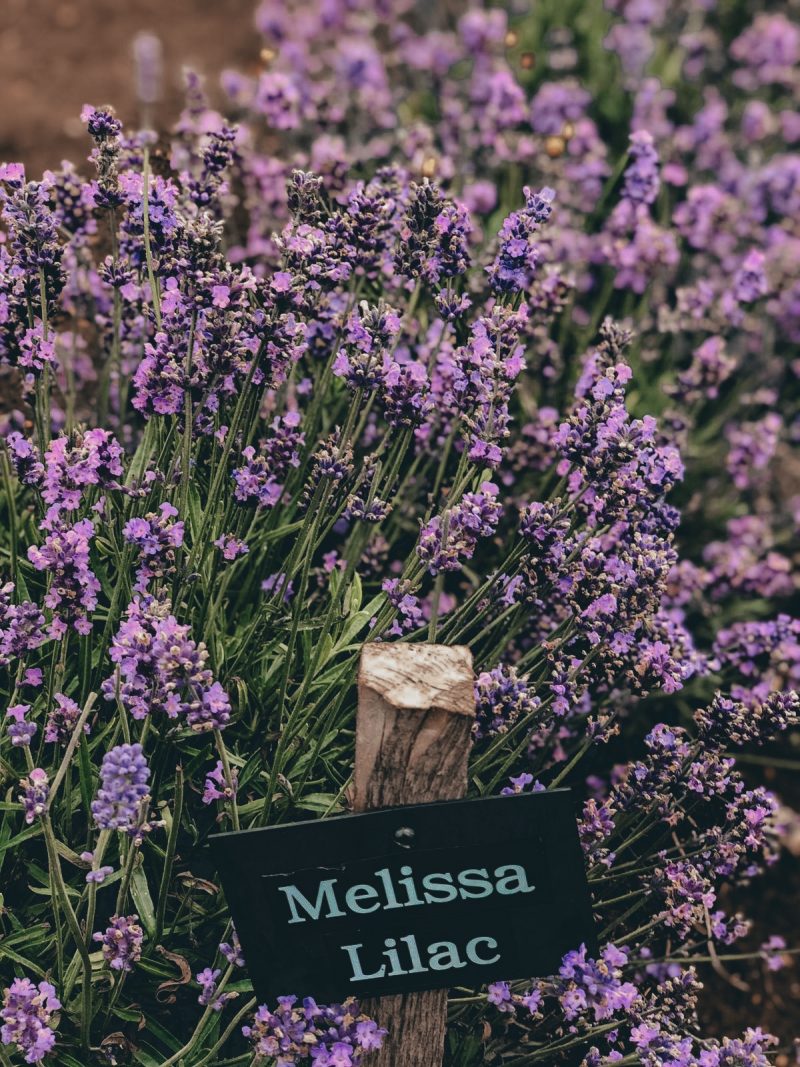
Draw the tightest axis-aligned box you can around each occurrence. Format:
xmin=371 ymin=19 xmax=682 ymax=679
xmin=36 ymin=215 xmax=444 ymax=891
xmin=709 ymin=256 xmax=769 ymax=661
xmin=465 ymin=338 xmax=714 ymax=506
xmin=0 ymin=0 xmax=258 ymax=176
xmin=1 ymin=0 xmax=798 ymax=1051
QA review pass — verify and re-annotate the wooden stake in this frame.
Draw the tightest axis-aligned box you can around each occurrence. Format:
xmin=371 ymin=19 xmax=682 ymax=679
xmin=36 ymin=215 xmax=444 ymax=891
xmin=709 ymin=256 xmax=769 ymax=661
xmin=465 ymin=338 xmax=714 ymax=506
xmin=355 ymin=643 xmax=475 ymax=1067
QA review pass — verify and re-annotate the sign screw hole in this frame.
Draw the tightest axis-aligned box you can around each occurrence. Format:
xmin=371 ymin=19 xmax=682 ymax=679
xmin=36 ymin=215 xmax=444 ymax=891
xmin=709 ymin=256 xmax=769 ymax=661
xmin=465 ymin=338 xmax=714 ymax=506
xmin=394 ymin=826 xmax=415 ymax=849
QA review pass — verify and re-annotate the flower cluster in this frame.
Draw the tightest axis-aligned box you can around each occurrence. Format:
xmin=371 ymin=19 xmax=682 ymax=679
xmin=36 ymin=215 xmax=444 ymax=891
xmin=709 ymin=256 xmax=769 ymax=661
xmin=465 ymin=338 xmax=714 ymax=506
xmin=91 ymin=743 xmax=151 ymax=834
xmin=27 ymin=519 xmax=100 ymax=636
xmin=44 ymin=693 xmax=85 ymax=745
xmin=243 ymin=997 xmax=386 ymax=1065
xmin=0 ymin=584 xmax=45 ymax=666
xmin=93 ymin=915 xmax=144 ymax=973
xmin=474 ymin=666 xmax=540 ymax=740
xmin=18 ymin=770 xmax=49 ymax=825
xmin=0 ymin=979 xmax=61 ymax=1064
xmin=103 ymin=596 xmax=231 ymax=729
xmin=417 ymin=483 xmax=501 ymax=575
xmin=123 ymin=501 xmax=185 ymax=590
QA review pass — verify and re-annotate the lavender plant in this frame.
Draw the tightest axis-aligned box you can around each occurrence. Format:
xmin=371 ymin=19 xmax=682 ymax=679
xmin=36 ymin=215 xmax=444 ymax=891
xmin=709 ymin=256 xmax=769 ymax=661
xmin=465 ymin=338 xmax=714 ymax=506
xmin=1 ymin=1 xmax=799 ymax=1065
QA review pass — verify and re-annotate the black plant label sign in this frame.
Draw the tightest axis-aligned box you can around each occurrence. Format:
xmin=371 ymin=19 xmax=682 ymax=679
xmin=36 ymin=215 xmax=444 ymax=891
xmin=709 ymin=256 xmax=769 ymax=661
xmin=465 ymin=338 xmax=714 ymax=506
xmin=209 ymin=790 xmax=596 ymax=1003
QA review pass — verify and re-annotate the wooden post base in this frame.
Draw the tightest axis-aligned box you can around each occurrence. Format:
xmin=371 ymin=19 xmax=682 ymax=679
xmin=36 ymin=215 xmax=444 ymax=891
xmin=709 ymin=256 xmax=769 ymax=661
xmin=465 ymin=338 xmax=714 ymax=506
xmin=361 ymin=990 xmax=449 ymax=1067
xmin=355 ymin=644 xmax=475 ymax=1067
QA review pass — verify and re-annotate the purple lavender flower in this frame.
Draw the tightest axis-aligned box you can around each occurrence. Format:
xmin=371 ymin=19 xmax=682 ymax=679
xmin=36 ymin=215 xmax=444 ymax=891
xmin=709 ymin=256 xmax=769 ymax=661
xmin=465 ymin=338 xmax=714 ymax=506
xmin=344 ymin=174 xmax=401 ymax=278
xmin=380 ymin=362 xmax=432 ymax=428
xmin=118 ymin=168 xmax=179 ymax=271
xmin=187 ymin=125 xmax=238 ymax=209
xmin=488 ymin=981 xmax=543 ymax=1019
xmin=0 ymin=583 xmax=46 ymax=667
xmin=259 ymin=412 xmax=305 ymax=476
xmin=213 ymin=534 xmax=249 ymax=561
xmin=382 ymin=578 xmax=424 ymax=636
xmin=243 ymin=996 xmax=386 ymax=1064
xmin=654 ymin=858 xmax=717 ymax=937
xmin=0 ymin=164 xmax=65 ymax=360
xmin=530 ymin=79 xmax=590 ymax=135
xmin=417 ymin=483 xmax=502 ymax=575
xmin=556 ymin=943 xmax=638 ymax=1022
xmin=301 ymin=435 xmax=354 ymax=509
xmin=84 ymin=862 xmax=114 ymax=886
xmin=487 ymin=186 xmax=555 ymax=293
xmin=343 ymin=455 xmax=391 ymax=524
xmin=27 ymin=518 xmax=100 ymax=637
xmin=219 ymin=930 xmax=245 ymax=968
xmin=196 ymin=968 xmax=236 ymax=1011
xmin=123 ymin=502 xmax=185 ymax=591
xmin=41 ymin=429 xmax=124 ymax=526
xmin=19 ymin=770 xmax=49 ymax=825
xmin=579 ymin=797 xmax=617 ymax=861
xmin=725 ymin=413 xmax=781 ymax=490
xmin=713 ymin=615 xmax=800 ymax=706
xmin=438 ymin=308 xmax=525 ymax=468
xmin=91 ymin=743 xmax=151 ymax=833
xmin=103 ymin=597 xmax=231 ymax=730
xmin=622 ymin=130 xmax=660 ymax=205
xmin=44 ymin=693 xmax=87 ymax=745
xmin=1 ymin=978 xmax=60 ymax=1064
xmin=394 ymin=181 xmax=471 ymax=285
xmin=695 ymin=690 xmax=799 ymax=748
xmin=17 ymin=327 xmax=57 ymax=386
xmin=601 ymin=203 xmax=679 ymax=293
xmin=474 ymin=666 xmax=540 ymax=740
xmin=6 ymin=704 xmax=36 ymax=747
xmin=93 ymin=915 xmax=144 ymax=972
xmin=82 ymin=104 xmax=124 ymax=210
xmin=132 ymin=322 xmax=188 ymax=419
xmin=261 ymin=572 xmax=295 ymax=602
xmin=730 ymin=13 xmax=800 ymax=89
xmin=203 ymin=760 xmax=238 ymax=805
xmin=255 ymin=73 xmax=303 ymax=131
xmin=760 ymin=935 xmax=787 ymax=972
xmin=501 ymin=773 xmax=544 ymax=796
xmin=333 ymin=301 xmax=401 ymax=391
xmin=232 ymin=447 xmax=283 ymax=508
xmin=672 ymin=336 xmax=735 ymax=404
xmin=6 ymin=433 xmax=44 ymax=488
xmin=487 ymin=982 xmax=515 ymax=1013
xmin=732 ymin=249 xmax=768 ymax=303
xmin=709 ymin=909 xmax=750 ymax=946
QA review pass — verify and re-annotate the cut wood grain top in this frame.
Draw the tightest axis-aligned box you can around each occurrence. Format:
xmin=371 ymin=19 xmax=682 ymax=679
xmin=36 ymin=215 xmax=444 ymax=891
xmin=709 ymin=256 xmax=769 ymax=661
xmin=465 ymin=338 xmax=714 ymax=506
xmin=358 ymin=644 xmax=474 ymax=716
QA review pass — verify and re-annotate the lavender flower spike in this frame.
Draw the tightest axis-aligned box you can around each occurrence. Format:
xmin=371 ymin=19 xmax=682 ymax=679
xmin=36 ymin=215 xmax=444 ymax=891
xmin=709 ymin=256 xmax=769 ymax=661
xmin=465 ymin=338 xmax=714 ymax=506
xmin=19 ymin=770 xmax=49 ymax=825
xmin=93 ymin=915 xmax=144 ymax=972
xmin=1 ymin=978 xmax=61 ymax=1064
xmin=91 ymin=743 xmax=150 ymax=832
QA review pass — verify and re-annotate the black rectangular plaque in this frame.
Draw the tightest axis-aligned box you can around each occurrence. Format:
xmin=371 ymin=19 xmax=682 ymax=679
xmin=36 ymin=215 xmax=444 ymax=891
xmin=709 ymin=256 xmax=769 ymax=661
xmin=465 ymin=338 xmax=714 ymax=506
xmin=209 ymin=790 xmax=596 ymax=1003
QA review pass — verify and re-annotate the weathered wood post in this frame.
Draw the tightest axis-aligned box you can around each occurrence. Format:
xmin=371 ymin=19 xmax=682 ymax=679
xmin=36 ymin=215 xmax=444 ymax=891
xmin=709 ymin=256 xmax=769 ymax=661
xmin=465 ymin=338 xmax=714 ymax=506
xmin=355 ymin=643 xmax=476 ymax=1067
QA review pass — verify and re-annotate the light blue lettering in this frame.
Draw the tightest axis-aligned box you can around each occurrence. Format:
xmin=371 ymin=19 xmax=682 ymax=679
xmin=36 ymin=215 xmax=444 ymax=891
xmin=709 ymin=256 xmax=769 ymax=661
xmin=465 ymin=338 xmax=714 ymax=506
xmin=278 ymin=879 xmax=344 ymax=924
xmin=422 ymin=872 xmax=458 ymax=904
xmin=341 ymin=943 xmax=386 ymax=981
xmin=466 ymin=936 xmax=501 ymax=965
xmin=399 ymin=934 xmax=429 ymax=974
xmin=494 ymin=864 xmax=536 ymax=896
xmin=345 ymin=883 xmax=381 ymax=914
xmin=428 ymin=940 xmax=467 ymax=971
xmin=457 ymin=868 xmax=494 ymax=899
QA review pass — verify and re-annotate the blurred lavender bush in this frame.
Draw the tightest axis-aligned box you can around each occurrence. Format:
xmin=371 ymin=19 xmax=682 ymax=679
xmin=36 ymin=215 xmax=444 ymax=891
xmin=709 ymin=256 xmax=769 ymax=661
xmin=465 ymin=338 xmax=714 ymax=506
xmin=1 ymin=0 xmax=799 ymax=1064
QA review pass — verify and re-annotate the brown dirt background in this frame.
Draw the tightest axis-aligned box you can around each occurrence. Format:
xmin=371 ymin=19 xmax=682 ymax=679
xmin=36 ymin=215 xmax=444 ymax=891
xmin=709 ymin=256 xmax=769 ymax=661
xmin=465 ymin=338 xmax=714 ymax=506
xmin=1 ymin=0 xmax=798 ymax=1053
xmin=0 ymin=0 xmax=258 ymax=176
